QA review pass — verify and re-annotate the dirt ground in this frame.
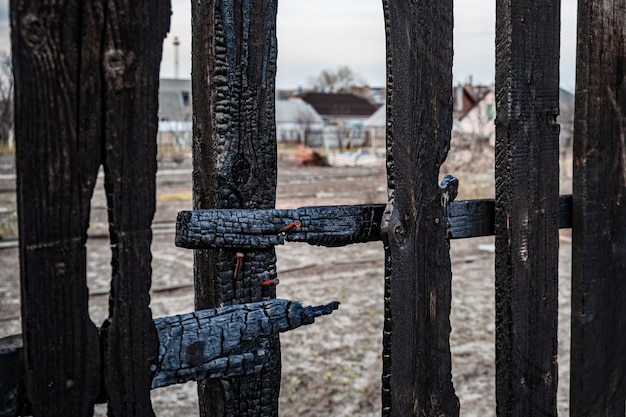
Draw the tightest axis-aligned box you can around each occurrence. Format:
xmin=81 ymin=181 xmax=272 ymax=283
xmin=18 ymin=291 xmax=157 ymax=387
xmin=0 ymin=149 xmax=573 ymax=416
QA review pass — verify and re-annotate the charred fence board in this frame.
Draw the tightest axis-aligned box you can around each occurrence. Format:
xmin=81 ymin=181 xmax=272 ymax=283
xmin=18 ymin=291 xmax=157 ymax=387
xmin=571 ymin=1 xmax=626 ymax=416
xmin=100 ymin=2 xmax=171 ymax=417
xmin=381 ymin=1 xmax=458 ymax=416
xmin=176 ymin=196 xmax=572 ymax=249
xmin=10 ymin=1 xmax=170 ymax=416
xmin=191 ymin=0 xmax=280 ymax=415
xmin=494 ymin=1 xmax=561 ymax=416
xmin=0 ymin=300 xmax=339 ymax=416
xmin=11 ymin=2 xmax=103 ymax=416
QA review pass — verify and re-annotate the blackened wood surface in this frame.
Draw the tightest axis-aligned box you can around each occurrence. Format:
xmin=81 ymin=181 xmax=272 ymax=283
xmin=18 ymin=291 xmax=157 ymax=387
xmin=191 ymin=1 xmax=280 ymax=416
xmin=100 ymin=2 xmax=170 ymax=416
xmin=0 ymin=300 xmax=338 ymax=415
xmin=570 ymin=1 xmax=626 ymax=416
xmin=176 ymin=196 xmax=573 ymax=249
xmin=382 ymin=1 xmax=458 ymax=416
xmin=0 ymin=335 xmax=26 ymax=416
xmin=176 ymin=205 xmax=384 ymax=248
xmin=494 ymin=1 xmax=560 ymax=416
xmin=11 ymin=2 xmax=102 ymax=415
xmin=152 ymin=300 xmax=338 ymax=389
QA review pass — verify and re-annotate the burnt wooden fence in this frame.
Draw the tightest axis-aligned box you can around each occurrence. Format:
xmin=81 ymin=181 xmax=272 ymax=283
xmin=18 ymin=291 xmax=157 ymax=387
xmin=1 ymin=0 xmax=625 ymax=416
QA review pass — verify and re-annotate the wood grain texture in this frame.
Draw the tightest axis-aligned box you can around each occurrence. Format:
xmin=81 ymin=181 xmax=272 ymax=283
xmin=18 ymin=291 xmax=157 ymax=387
xmin=99 ymin=2 xmax=170 ymax=416
xmin=10 ymin=2 xmax=102 ymax=415
xmin=494 ymin=1 xmax=561 ymax=416
xmin=191 ymin=1 xmax=280 ymax=415
xmin=382 ymin=1 xmax=458 ymax=416
xmin=571 ymin=1 xmax=626 ymax=415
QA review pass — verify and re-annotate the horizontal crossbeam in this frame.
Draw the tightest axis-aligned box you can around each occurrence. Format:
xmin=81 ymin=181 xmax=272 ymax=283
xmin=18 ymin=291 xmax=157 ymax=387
xmin=176 ymin=195 xmax=573 ymax=249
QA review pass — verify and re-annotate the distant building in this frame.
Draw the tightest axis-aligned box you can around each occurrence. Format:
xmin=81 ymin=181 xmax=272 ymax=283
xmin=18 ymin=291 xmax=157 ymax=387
xmin=275 ymin=99 xmax=324 ymax=146
xmin=299 ymin=92 xmax=378 ymax=149
xmin=158 ymin=78 xmax=192 ymax=154
xmin=452 ymin=83 xmax=496 ymax=145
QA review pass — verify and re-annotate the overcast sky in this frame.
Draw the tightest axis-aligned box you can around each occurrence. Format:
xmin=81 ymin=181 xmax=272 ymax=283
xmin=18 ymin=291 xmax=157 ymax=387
xmin=1 ymin=0 xmax=578 ymax=90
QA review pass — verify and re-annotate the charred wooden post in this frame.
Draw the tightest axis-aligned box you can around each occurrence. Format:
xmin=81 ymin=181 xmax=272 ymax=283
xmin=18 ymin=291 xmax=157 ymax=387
xmin=381 ymin=1 xmax=458 ymax=416
xmin=494 ymin=1 xmax=561 ymax=415
xmin=571 ymin=1 xmax=626 ymax=415
xmin=11 ymin=1 xmax=170 ymax=416
xmin=191 ymin=0 xmax=280 ymax=415
xmin=0 ymin=300 xmax=339 ymax=416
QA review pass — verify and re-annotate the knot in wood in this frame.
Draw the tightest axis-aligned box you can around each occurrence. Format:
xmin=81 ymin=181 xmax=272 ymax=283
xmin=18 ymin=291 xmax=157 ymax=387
xmin=393 ymin=223 xmax=407 ymax=243
xmin=105 ymin=49 xmax=126 ymax=77
xmin=21 ymin=14 xmax=46 ymax=48
xmin=55 ymin=262 xmax=66 ymax=277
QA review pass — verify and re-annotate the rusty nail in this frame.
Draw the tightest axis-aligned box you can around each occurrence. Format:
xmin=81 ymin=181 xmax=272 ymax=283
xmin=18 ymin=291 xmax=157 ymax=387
xmin=261 ymin=278 xmax=280 ymax=286
xmin=233 ymin=252 xmax=245 ymax=282
xmin=278 ymin=220 xmax=301 ymax=234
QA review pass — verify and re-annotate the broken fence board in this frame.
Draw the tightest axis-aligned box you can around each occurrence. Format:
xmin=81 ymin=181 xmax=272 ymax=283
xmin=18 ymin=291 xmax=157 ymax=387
xmin=0 ymin=300 xmax=339 ymax=416
xmin=11 ymin=2 xmax=102 ymax=416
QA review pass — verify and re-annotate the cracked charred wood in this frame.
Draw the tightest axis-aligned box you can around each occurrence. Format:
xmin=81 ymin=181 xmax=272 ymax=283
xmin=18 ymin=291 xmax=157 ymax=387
xmin=176 ymin=205 xmax=385 ymax=248
xmin=152 ymin=299 xmax=339 ymax=388
xmin=0 ymin=300 xmax=339 ymax=416
xmin=176 ymin=197 xmax=573 ymax=249
xmin=191 ymin=0 xmax=281 ymax=414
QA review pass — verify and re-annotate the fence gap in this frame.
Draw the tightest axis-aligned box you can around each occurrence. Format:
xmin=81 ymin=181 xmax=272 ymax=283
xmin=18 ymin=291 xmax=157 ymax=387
xmin=570 ymin=1 xmax=626 ymax=415
xmin=494 ymin=0 xmax=561 ymax=416
xmin=382 ymin=1 xmax=458 ymax=416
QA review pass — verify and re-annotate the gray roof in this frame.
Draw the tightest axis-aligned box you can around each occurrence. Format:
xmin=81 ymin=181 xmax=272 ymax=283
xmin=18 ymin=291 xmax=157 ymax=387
xmin=363 ymin=104 xmax=386 ymax=127
xmin=158 ymin=78 xmax=192 ymax=119
xmin=275 ymin=100 xmax=323 ymax=124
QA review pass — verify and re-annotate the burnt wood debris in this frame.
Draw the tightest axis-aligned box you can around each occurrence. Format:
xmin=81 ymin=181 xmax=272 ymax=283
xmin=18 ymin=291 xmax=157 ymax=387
xmin=0 ymin=300 xmax=339 ymax=415
xmin=1 ymin=0 xmax=625 ymax=416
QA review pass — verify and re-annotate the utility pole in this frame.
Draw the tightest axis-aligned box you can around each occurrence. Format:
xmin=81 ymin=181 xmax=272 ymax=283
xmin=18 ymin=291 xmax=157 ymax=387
xmin=173 ymin=36 xmax=180 ymax=79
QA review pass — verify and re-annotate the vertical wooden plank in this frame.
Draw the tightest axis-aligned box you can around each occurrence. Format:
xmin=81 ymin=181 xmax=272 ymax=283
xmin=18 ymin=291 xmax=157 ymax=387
xmin=570 ymin=1 xmax=626 ymax=416
xmin=494 ymin=1 xmax=560 ymax=416
xmin=381 ymin=1 xmax=458 ymax=416
xmin=100 ymin=1 xmax=170 ymax=416
xmin=10 ymin=1 xmax=102 ymax=415
xmin=191 ymin=0 xmax=279 ymax=416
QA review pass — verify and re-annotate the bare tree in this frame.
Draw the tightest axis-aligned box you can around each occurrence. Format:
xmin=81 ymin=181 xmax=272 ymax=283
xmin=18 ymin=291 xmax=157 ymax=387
xmin=310 ymin=66 xmax=366 ymax=93
xmin=0 ymin=52 xmax=13 ymax=149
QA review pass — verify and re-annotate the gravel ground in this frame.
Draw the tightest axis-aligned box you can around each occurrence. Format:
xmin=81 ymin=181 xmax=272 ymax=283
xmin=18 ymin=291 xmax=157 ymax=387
xmin=0 ymin=150 xmax=574 ymax=416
